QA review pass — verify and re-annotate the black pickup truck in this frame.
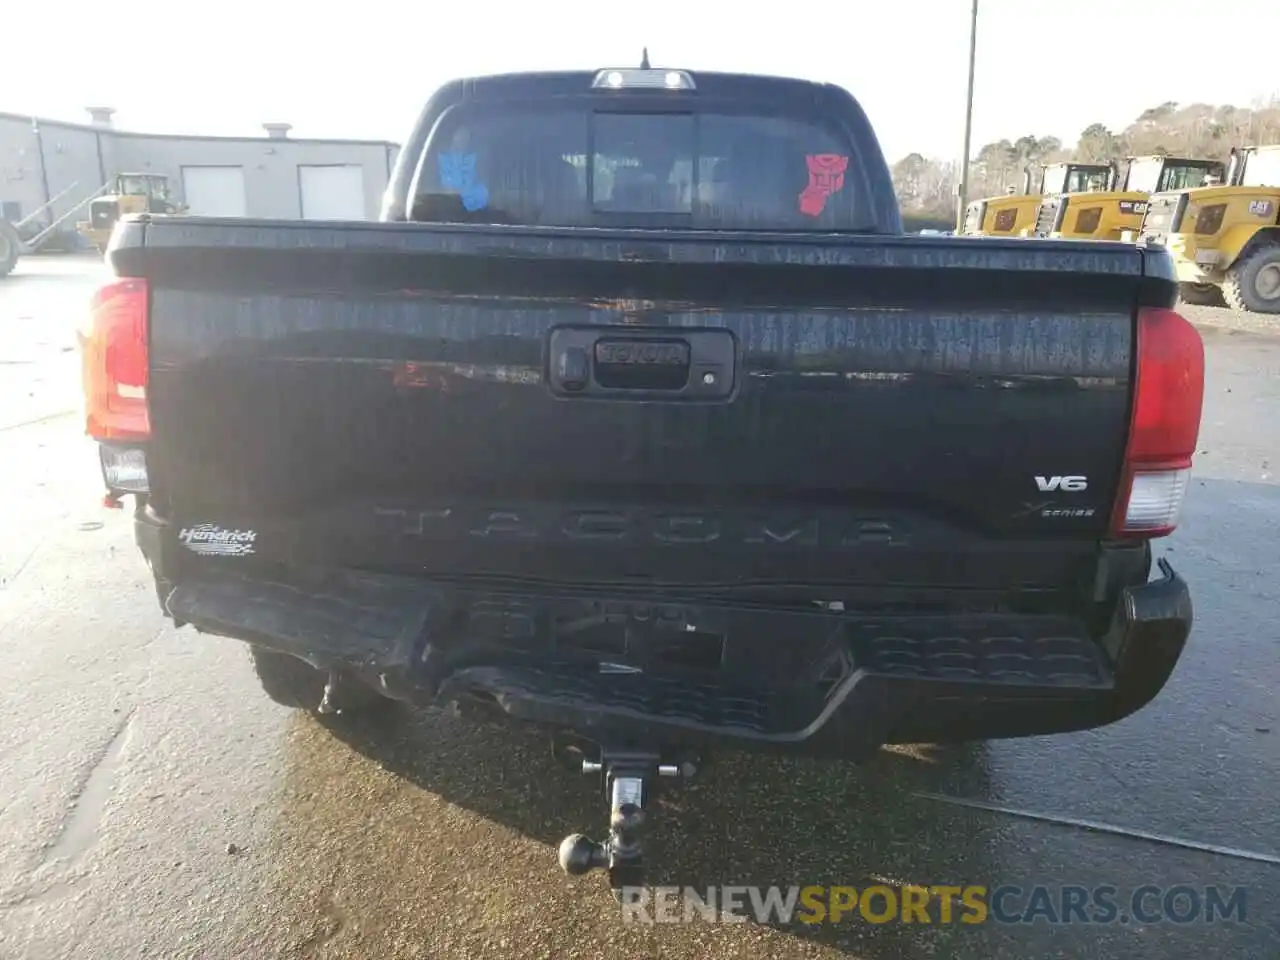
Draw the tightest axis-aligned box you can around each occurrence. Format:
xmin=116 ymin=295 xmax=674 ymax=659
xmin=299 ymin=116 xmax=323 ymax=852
xmin=82 ymin=65 xmax=1204 ymax=892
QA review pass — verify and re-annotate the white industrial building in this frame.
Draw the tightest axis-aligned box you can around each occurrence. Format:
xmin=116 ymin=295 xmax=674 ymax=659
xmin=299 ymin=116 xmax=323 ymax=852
xmin=0 ymin=107 xmax=400 ymax=246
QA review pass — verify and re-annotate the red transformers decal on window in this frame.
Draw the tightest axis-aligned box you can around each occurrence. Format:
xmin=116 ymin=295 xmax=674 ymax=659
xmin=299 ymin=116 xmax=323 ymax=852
xmin=799 ymin=154 xmax=849 ymax=217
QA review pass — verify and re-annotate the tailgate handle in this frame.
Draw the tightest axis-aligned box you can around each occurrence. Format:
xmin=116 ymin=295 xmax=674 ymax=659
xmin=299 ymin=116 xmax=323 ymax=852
xmin=547 ymin=326 xmax=736 ymax=401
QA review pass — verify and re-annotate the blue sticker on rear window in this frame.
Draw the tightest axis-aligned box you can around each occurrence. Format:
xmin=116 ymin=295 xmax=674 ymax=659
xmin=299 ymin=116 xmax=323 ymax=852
xmin=438 ymin=152 xmax=489 ymax=212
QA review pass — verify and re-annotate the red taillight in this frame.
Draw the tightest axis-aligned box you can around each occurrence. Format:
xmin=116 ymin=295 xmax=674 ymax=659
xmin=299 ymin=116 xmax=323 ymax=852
xmin=1110 ymin=306 xmax=1204 ymax=538
xmin=81 ymin=278 xmax=150 ymax=441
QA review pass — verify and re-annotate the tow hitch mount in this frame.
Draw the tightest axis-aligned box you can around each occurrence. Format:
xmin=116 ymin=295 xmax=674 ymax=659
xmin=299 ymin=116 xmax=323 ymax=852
xmin=557 ymin=748 xmax=693 ymax=893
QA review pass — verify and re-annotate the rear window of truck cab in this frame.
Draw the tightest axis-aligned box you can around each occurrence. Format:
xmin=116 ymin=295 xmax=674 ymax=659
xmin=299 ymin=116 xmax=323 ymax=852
xmin=409 ymin=101 xmax=872 ymax=231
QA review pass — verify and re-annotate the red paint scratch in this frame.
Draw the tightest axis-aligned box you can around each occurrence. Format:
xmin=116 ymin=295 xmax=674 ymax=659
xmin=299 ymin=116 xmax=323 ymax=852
xmin=391 ymin=361 xmax=445 ymax=391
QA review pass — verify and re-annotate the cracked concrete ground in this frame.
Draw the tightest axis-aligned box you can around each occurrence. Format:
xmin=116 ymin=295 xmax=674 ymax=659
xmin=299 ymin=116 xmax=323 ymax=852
xmin=0 ymin=256 xmax=1277 ymax=959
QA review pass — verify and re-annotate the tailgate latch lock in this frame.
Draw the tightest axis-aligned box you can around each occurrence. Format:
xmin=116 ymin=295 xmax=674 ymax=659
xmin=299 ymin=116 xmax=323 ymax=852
xmin=546 ymin=326 xmax=736 ymax=400
xmin=556 ymin=346 xmax=590 ymax=392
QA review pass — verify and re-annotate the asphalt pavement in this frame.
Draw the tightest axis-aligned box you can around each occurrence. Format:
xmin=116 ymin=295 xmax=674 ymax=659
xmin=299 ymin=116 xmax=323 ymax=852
xmin=0 ymin=255 xmax=1276 ymax=959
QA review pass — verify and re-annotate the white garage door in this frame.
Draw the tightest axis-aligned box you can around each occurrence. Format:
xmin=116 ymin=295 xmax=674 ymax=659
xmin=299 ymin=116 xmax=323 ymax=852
xmin=298 ymin=165 xmax=367 ymax=220
xmin=181 ymin=166 xmax=247 ymax=217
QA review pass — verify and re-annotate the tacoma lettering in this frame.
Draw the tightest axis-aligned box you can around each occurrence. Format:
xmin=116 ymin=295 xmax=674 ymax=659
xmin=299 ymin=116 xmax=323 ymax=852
xmin=371 ymin=507 xmax=908 ymax=547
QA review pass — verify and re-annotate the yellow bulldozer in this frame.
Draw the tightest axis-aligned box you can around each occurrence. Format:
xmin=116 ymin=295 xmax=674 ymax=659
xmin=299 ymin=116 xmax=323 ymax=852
xmin=960 ymin=162 xmax=1111 ymax=237
xmin=1027 ymin=155 xmax=1225 ymax=243
xmin=76 ymin=173 xmax=185 ymax=253
xmin=1137 ymin=144 xmax=1280 ymax=312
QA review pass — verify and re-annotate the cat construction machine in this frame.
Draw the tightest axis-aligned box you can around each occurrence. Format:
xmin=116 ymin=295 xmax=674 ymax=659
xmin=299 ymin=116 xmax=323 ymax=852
xmin=1028 ymin=155 xmax=1225 ymax=245
xmin=1138 ymin=143 xmax=1280 ymax=312
xmin=76 ymin=173 xmax=184 ymax=253
xmin=0 ymin=180 xmax=109 ymax=278
xmin=0 ymin=173 xmax=179 ymax=277
xmin=960 ymin=162 xmax=1111 ymax=237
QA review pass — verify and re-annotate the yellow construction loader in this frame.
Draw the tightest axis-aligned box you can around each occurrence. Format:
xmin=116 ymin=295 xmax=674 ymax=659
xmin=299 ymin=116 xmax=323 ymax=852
xmin=76 ymin=173 xmax=185 ymax=253
xmin=1138 ymin=144 xmax=1280 ymax=311
xmin=1028 ymin=155 xmax=1225 ymax=243
xmin=960 ymin=162 xmax=1111 ymax=237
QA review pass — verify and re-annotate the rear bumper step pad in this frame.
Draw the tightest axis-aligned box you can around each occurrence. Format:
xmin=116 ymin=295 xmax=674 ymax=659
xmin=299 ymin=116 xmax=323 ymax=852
xmin=164 ymin=562 xmax=1191 ymax=758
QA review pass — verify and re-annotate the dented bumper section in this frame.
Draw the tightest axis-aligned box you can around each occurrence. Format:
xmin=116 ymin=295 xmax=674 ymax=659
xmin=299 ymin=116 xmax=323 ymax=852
xmin=148 ymin=532 xmax=1192 ymax=758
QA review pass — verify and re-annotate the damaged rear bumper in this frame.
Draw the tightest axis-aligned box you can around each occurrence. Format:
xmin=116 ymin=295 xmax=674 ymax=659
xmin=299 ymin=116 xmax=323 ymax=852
xmin=143 ymin=522 xmax=1192 ymax=761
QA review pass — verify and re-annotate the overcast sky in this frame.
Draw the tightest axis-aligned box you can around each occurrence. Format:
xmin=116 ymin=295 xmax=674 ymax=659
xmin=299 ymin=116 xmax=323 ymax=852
xmin=8 ymin=0 xmax=1276 ymax=163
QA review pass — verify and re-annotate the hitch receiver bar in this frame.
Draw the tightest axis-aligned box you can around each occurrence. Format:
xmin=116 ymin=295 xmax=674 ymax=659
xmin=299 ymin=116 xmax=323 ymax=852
xmin=557 ymin=749 xmax=693 ymax=893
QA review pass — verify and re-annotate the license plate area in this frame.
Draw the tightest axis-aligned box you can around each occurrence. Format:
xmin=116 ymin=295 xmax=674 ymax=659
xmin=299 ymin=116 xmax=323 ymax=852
xmin=547 ymin=325 xmax=736 ymax=401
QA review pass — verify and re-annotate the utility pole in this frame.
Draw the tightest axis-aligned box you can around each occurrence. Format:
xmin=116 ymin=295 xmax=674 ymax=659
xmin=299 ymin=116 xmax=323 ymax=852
xmin=955 ymin=0 xmax=979 ymax=232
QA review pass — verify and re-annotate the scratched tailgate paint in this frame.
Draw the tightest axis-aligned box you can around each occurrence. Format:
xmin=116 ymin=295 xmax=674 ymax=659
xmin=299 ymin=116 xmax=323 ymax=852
xmin=124 ymin=220 xmax=1151 ymax=586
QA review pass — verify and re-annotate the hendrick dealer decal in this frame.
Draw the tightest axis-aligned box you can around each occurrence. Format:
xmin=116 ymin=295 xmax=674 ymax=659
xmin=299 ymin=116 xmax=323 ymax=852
xmin=177 ymin=523 xmax=258 ymax=557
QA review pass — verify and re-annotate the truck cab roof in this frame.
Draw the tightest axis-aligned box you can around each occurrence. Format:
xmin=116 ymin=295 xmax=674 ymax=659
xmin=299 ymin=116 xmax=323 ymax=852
xmin=435 ymin=68 xmax=843 ymax=101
